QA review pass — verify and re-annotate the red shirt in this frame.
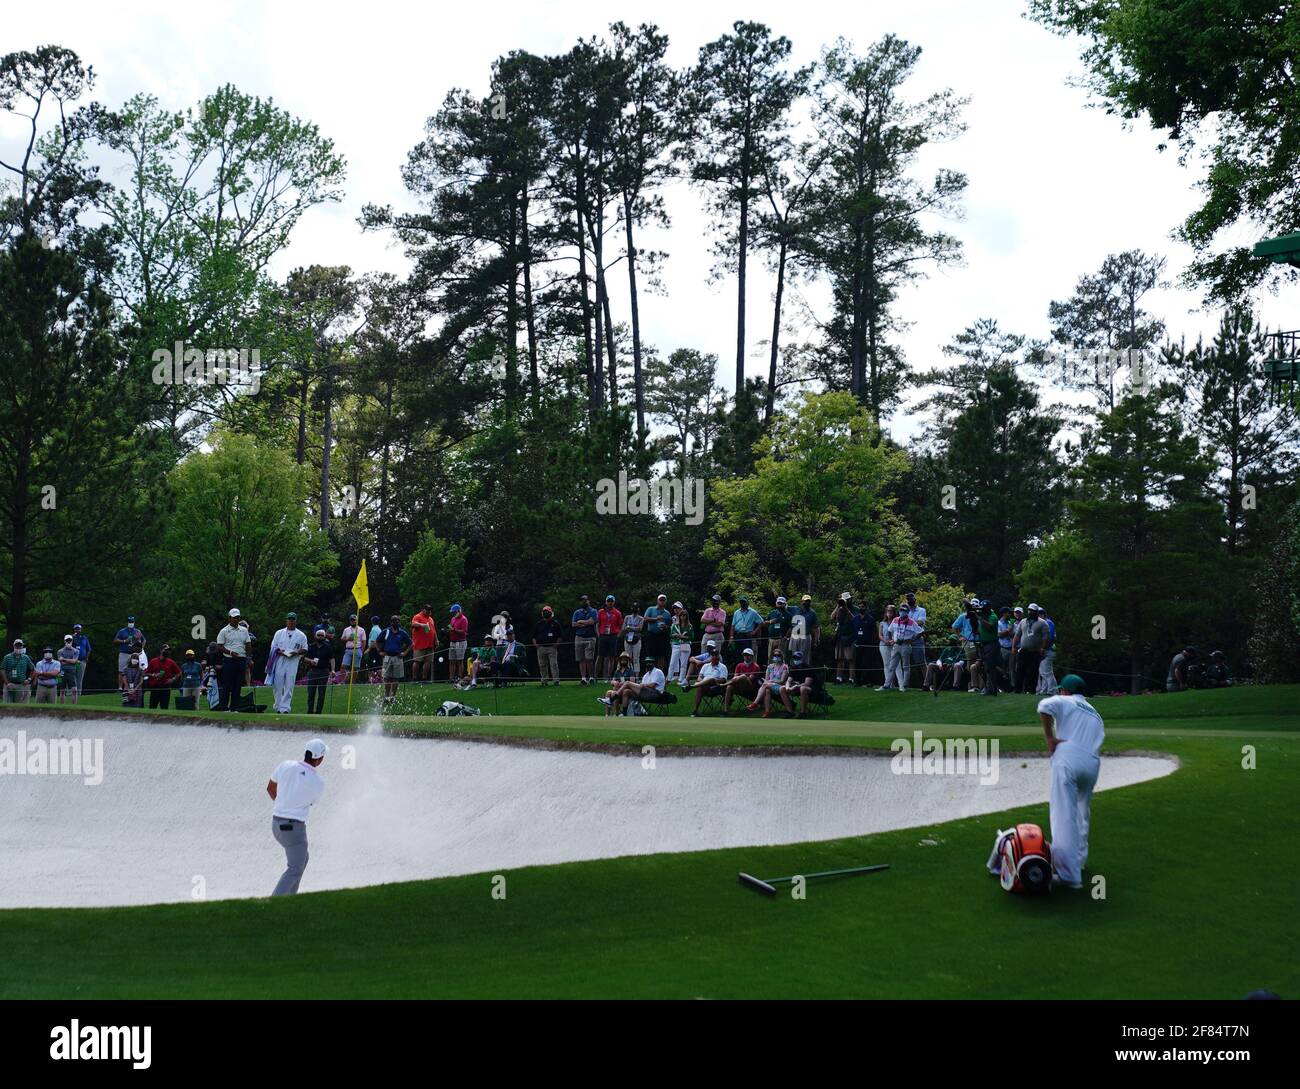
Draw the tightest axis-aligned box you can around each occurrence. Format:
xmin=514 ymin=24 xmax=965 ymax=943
xmin=147 ymin=655 xmax=182 ymax=687
xmin=735 ymin=660 xmax=761 ymax=678
xmin=597 ymin=607 xmax=623 ymax=636
xmin=411 ymin=612 xmax=438 ymax=650
xmin=450 ymin=614 xmax=469 ymax=642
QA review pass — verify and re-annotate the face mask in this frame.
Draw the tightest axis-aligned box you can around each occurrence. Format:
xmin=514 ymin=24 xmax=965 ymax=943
xmin=43 ymin=653 xmax=53 ymax=661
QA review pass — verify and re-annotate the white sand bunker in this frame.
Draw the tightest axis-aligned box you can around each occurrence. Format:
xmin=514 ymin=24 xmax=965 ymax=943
xmin=0 ymin=716 xmax=1176 ymax=907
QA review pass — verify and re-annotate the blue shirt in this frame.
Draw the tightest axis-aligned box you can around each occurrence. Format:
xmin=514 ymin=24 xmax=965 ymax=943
xmin=378 ymin=627 xmax=411 ymax=655
xmin=115 ymin=626 xmax=144 ymax=649
xmin=732 ymin=607 xmax=763 ymax=634
xmin=643 ymin=606 xmax=671 ymax=633
xmin=72 ymin=634 xmax=91 ymax=660
xmin=180 ymin=661 xmax=204 ymax=686
xmin=571 ymin=606 xmax=598 ymax=635
xmin=951 ymin=614 xmax=975 ymax=639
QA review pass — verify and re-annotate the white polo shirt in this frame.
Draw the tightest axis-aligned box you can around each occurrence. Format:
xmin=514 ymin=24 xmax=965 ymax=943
xmin=271 ymin=760 xmax=325 ymax=822
xmin=1037 ymin=694 xmax=1105 ymax=758
xmin=699 ymin=661 xmax=728 ymax=683
xmin=217 ymin=623 xmax=252 ymax=658
xmin=639 ymin=666 xmax=666 ymax=693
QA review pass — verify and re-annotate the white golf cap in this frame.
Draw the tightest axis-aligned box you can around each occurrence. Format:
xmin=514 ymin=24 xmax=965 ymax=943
xmin=742 ymin=647 xmax=755 ymax=656
xmin=672 ymin=600 xmax=683 ymax=608
xmin=1013 ymin=606 xmax=1024 ymax=613
xmin=229 ymin=607 xmax=241 ymax=617
xmin=705 ymin=640 xmax=717 ymax=649
xmin=775 ymin=595 xmax=787 ymax=605
xmin=1027 ymin=602 xmax=1040 ymax=611
xmin=840 ymin=591 xmax=852 ymax=601
xmin=305 ymin=738 xmax=329 ymax=759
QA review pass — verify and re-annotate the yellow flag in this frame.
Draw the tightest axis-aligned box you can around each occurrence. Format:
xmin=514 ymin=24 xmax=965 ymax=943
xmin=351 ymin=559 xmax=369 ymax=613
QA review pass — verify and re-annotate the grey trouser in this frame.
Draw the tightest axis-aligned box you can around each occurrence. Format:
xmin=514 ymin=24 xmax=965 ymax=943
xmin=536 ymin=645 xmax=558 ymax=682
xmin=271 ymin=817 xmax=309 ymax=896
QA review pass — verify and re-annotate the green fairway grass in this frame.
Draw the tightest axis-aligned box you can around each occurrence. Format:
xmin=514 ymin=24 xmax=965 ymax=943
xmin=1 ymin=685 xmax=1296 ymax=998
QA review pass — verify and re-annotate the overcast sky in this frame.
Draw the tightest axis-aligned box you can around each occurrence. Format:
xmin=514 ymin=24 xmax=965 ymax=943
xmin=7 ymin=0 xmax=1294 ymax=441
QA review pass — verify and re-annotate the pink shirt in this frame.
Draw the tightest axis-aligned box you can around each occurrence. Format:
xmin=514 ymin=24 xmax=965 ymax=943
xmin=701 ymin=607 xmax=727 ymax=633
xmin=450 ymin=614 xmax=469 ymax=642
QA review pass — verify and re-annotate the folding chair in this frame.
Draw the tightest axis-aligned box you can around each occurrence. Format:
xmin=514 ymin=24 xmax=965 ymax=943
xmin=637 ymin=691 xmax=677 ymax=716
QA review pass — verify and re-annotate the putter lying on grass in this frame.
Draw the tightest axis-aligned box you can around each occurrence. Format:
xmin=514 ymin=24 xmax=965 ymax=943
xmin=738 ymin=864 xmax=889 ymax=896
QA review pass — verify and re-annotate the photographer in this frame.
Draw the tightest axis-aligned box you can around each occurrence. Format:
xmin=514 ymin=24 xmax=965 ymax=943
xmin=951 ymin=601 xmax=980 ymax=691
xmin=974 ymin=600 xmax=1001 ymax=696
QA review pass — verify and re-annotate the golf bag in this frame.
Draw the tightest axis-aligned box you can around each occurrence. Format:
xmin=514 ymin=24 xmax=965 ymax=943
xmin=436 ymin=700 xmax=482 ymax=717
xmin=986 ymin=823 xmax=1052 ymax=895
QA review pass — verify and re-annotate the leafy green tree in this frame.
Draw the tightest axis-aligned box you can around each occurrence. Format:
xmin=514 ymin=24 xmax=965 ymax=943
xmin=706 ymin=391 xmax=921 ymax=606
xmin=1027 ymin=0 xmax=1300 ymax=300
xmin=1018 ymin=385 xmax=1220 ymax=692
xmin=140 ymin=431 xmax=336 ymax=640
xmin=397 ymin=529 xmax=467 ymax=618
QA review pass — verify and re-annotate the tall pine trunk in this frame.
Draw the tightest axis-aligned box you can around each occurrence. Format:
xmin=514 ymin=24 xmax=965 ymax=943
xmin=624 ymin=195 xmax=646 ymax=444
xmin=766 ymin=232 xmax=788 ymax=424
xmin=521 ymin=190 xmax=540 ymax=400
xmin=319 ymin=358 xmax=334 ymax=532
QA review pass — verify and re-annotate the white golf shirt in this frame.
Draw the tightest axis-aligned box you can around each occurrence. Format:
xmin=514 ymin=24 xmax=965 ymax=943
xmin=639 ymin=666 xmax=666 ymax=693
xmin=271 ymin=760 xmax=325 ymax=822
xmin=1037 ymin=694 xmax=1105 ymax=758
xmin=699 ymin=661 xmax=728 ymax=683
xmin=217 ymin=623 xmax=252 ymax=658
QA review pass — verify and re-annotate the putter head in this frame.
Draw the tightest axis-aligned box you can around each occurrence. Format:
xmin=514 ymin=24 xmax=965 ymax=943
xmin=738 ymin=872 xmax=777 ymax=897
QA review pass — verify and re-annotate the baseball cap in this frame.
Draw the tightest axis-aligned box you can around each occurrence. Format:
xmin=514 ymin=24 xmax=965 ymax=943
xmin=63 ymin=634 xmax=73 ymax=642
xmin=1013 ymin=606 xmax=1024 ymax=614
xmin=305 ymin=738 xmax=329 ymax=759
xmin=73 ymin=623 xmax=82 ymax=630
xmin=672 ymin=600 xmax=683 ymax=608
xmin=42 ymin=645 xmax=53 ymax=654
xmin=349 ymin=613 xmax=357 ymax=620
xmin=450 ymin=603 xmax=461 ymax=613
xmin=1059 ymin=674 xmax=1086 ymax=694
xmin=12 ymin=639 xmax=23 ymax=647
xmin=185 ymin=648 xmax=196 ymax=656
xmin=801 ymin=594 xmax=812 ymax=602
xmin=657 ymin=593 xmax=667 ymax=600
xmin=738 ymin=595 xmax=749 ymax=603
xmin=742 ymin=647 xmax=755 ymax=656
xmin=286 ymin=611 xmax=297 ymax=620
xmin=541 ymin=604 xmax=553 ymax=614
xmin=606 ymin=594 xmax=615 ymax=602
xmin=704 ymin=640 xmax=717 ymax=650
xmin=1027 ymin=602 xmax=1040 ymax=612
xmin=775 ymin=595 xmax=787 ymax=605
xmin=840 ymin=592 xmax=852 ymax=601
xmin=228 ymin=607 xmax=240 ymax=618
xmin=712 ymin=593 xmax=722 ymax=602
xmin=789 ymin=651 xmax=804 ymax=664
xmin=126 ymin=614 xmax=135 ymax=622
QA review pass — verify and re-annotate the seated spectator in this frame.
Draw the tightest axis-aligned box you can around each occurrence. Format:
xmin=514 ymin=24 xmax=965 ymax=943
xmin=1201 ymin=650 xmax=1234 ymax=688
xmin=923 ymin=636 xmax=965 ymax=692
xmin=34 ymin=646 xmax=62 ymax=704
xmin=498 ymin=627 xmax=525 ymax=678
xmin=779 ymin=652 xmax=826 ymax=718
xmin=597 ymin=652 xmax=637 ymax=715
xmin=616 ymin=658 xmax=667 ymax=716
xmin=460 ymin=635 xmax=499 ymax=690
xmin=1166 ymin=646 xmax=1199 ymax=692
xmin=683 ymin=639 xmax=720 ymax=688
xmin=748 ymin=651 xmax=789 ymax=718
xmin=722 ymin=647 xmax=762 ymax=713
xmin=690 ymin=645 xmax=729 ymax=716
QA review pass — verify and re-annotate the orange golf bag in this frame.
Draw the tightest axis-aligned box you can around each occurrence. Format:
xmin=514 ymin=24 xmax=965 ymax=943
xmin=987 ymin=823 xmax=1052 ymax=895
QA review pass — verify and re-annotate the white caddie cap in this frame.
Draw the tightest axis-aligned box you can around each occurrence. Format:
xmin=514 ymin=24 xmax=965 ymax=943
xmin=305 ymin=738 xmax=329 ymax=759
xmin=229 ymin=607 xmax=241 ymax=618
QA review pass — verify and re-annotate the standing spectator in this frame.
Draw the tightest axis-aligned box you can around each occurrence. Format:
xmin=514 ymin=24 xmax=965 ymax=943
xmin=367 ymin=615 xmax=384 ymax=674
xmin=377 ymin=615 xmax=412 ymax=706
xmin=3 ymin=640 xmax=35 ymax=703
xmin=269 ymin=613 xmax=308 ymax=715
xmin=690 ymin=645 xmax=729 ymax=716
xmin=621 ymin=603 xmax=645 ymax=672
xmin=114 ymin=615 xmax=145 ymax=690
xmin=1015 ymin=605 xmax=1050 ymax=694
xmin=643 ymin=594 xmax=672 ymax=670
xmin=340 ymin=613 xmax=367 ymax=678
xmin=447 ymin=604 xmax=470 ymax=684
xmin=876 ymin=605 xmax=898 ymax=691
xmin=216 ymin=608 xmax=253 ymax=711
xmin=700 ymin=594 xmax=727 ymax=652
xmin=410 ymin=605 xmax=438 ymax=683
xmin=887 ymin=605 xmax=922 ymax=691
xmin=1009 ymin=606 xmax=1026 ymax=683
xmin=34 ymin=646 xmax=62 ymax=704
xmin=830 ymin=593 xmax=857 ymax=684
xmin=312 ymin=614 xmax=336 ymax=639
xmin=57 ymin=635 xmax=81 ymax=704
xmin=239 ymin=620 xmax=258 ymax=689
xmin=571 ymin=595 xmax=599 ymax=685
xmin=852 ymin=600 xmax=876 ymax=687
xmin=596 ymin=595 xmax=623 ymax=681
xmin=729 ymin=595 xmax=764 ymax=661
xmin=179 ymin=649 xmax=204 ymax=702
xmin=531 ymin=605 xmax=563 ymax=686
xmin=723 ymin=647 xmax=762 ymax=713
xmin=304 ymin=629 xmax=336 ymax=714
xmin=951 ymin=602 xmax=980 ymax=691
xmin=146 ymin=644 xmax=181 ymax=709
xmin=70 ymin=623 xmax=90 ymax=695
xmin=121 ymin=653 xmax=146 ymax=706
xmin=905 ymin=592 xmax=928 ymax=679
xmin=997 ymin=607 xmax=1015 ymax=684
xmin=1202 ymin=650 xmax=1233 ymax=687
xmin=975 ymin=601 xmax=1001 ymax=696
xmin=788 ymin=595 xmax=821 ymax=664
xmin=203 ymin=640 xmax=223 ymax=708
xmin=764 ymin=596 xmax=792 ymax=663
xmin=1166 ymin=646 xmax=1199 ymax=692
xmin=1037 ymin=606 xmax=1058 ymax=695
xmin=748 ymin=649 xmax=789 ymax=717
xmin=668 ymin=604 xmax=694 ymax=686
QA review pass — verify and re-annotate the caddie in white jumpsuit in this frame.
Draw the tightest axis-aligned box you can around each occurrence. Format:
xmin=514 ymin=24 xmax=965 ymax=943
xmin=268 ymin=612 xmax=308 ymax=714
xmin=1038 ymin=673 xmax=1104 ymax=889
xmin=266 ymin=739 xmax=328 ymax=896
